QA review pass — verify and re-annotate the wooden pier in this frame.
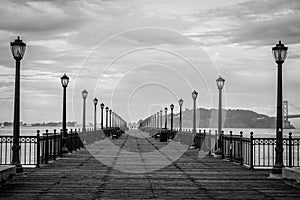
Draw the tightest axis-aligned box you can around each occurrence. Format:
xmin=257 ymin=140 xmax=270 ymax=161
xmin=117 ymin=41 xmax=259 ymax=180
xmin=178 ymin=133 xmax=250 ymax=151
xmin=1 ymin=129 xmax=300 ymax=199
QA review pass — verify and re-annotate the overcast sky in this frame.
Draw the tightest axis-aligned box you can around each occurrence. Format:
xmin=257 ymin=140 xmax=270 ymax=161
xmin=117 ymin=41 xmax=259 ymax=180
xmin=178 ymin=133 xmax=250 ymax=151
xmin=0 ymin=0 xmax=300 ymax=126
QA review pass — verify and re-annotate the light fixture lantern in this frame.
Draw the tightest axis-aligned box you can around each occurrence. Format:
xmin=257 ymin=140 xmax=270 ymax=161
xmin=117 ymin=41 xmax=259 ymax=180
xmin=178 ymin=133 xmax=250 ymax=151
xmin=105 ymin=106 xmax=109 ymax=111
xmin=160 ymin=110 xmax=162 ymax=113
xmin=100 ymin=103 xmax=104 ymax=108
xmin=272 ymin=41 xmax=288 ymax=64
xmin=170 ymin=104 xmax=174 ymax=110
xmin=10 ymin=36 xmax=26 ymax=61
xmin=216 ymin=76 xmax=225 ymax=90
xmin=109 ymin=109 xmax=112 ymax=114
xmin=93 ymin=97 xmax=98 ymax=105
xmin=165 ymin=107 xmax=168 ymax=112
xmin=178 ymin=99 xmax=183 ymax=107
xmin=82 ymin=89 xmax=88 ymax=99
xmin=192 ymin=90 xmax=198 ymax=100
xmin=61 ymin=74 xmax=69 ymax=87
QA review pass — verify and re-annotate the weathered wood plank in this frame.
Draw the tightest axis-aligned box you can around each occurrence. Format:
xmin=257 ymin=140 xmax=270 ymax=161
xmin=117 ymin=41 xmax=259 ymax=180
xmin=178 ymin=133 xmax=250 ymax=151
xmin=0 ymin=130 xmax=299 ymax=199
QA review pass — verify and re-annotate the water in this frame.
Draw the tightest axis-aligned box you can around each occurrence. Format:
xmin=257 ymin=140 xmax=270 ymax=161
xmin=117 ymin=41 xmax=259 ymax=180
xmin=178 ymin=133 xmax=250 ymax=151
xmin=180 ymin=127 xmax=300 ymax=138
xmin=0 ymin=126 xmax=87 ymax=136
xmin=1 ymin=126 xmax=300 ymax=138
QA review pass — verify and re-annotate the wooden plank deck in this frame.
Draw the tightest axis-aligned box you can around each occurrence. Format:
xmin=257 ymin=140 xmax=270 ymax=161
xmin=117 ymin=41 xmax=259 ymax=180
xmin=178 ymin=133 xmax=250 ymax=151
xmin=0 ymin=129 xmax=300 ymax=199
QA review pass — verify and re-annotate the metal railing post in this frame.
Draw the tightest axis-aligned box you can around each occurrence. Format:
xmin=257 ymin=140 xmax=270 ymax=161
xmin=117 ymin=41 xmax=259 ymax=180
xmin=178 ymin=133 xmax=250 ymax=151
xmin=59 ymin=129 xmax=63 ymax=157
xmin=229 ymin=131 xmax=233 ymax=162
xmin=45 ymin=130 xmax=49 ymax=164
xmin=289 ymin=132 xmax=292 ymax=168
xmin=53 ymin=129 xmax=56 ymax=160
xmin=240 ymin=131 xmax=243 ymax=166
xmin=208 ymin=130 xmax=212 ymax=155
xmin=250 ymin=132 xmax=254 ymax=169
xmin=215 ymin=130 xmax=218 ymax=152
xmin=36 ymin=130 xmax=40 ymax=168
xmin=221 ymin=131 xmax=224 ymax=159
xmin=69 ymin=129 xmax=73 ymax=153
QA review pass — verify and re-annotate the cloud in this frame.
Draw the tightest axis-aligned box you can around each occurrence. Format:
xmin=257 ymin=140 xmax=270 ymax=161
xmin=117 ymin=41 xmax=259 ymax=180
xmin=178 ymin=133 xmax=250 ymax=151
xmin=0 ymin=0 xmax=82 ymax=33
xmin=188 ymin=0 xmax=300 ymax=46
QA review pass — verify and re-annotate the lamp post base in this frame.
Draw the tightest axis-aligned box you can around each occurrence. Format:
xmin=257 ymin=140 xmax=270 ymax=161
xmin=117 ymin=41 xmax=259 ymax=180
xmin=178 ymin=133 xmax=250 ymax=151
xmin=15 ymin=164 xmax=23 ymax=173
xmin=214 ymin=148 xmax=222 ymax=155
xmin=269 ymin=164 xmax=284 ymax=179
xmin=11 ymin=162 xmax=23 ymax=173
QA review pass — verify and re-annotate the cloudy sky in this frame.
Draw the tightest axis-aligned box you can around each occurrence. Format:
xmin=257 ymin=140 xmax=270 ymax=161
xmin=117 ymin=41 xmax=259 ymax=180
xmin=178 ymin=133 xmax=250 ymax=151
xmin=0 ymin=0 xmax=300 ymax=127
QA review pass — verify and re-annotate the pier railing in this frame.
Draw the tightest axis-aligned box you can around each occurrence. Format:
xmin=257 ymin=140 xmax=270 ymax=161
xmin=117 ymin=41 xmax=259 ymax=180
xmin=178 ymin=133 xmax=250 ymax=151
xmin=222 ymin=132 xmax=300 ymax=168
xmin=0 ymin=127 xmax=123 ymax=167
xmin=141 ymin=127 xmax=300 ymax=169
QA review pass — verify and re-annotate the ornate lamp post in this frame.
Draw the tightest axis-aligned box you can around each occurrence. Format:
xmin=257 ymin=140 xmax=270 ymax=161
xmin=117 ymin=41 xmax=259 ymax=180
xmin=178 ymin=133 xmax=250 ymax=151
xmin=192 ymin=90 xmax=198 ymax=133
xmin=100 ymin=103 xmax=104 ymax=130
xmin=271 ymin=41 xmax=288 ymax=175
xmin=216 ymin=76 xmax=225 ymax=154
xmin=82 ymin=90 xmax=88 ymax=132
xmin=164 ymin=107 xmax=168 ymax=129
xmin=105 ymin=107 xmax=109 ymax=130
xmin=10 ymin=36 xmax=26 ymax=173
xmin=61 ymin=74 xmax=69 ymax=138
xmin=109 ymin=109 xmax=112 ymax=129
xmin=93 ymin=98 xmax=98 ymax=132
xmin=170 ymin=104 xmax=174 ymax=133
xmin=178 ymin=99 xmax=183 ymax=132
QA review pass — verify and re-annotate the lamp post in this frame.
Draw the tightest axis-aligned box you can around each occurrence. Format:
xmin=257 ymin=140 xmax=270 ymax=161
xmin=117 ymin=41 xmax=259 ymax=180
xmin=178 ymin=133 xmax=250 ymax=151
xmin=192 ymin=90 xmax=198 ymax=133
xmin=164 ymin=107 xmax=168 ymax=129
xmin=178 ymin=99 xmax=183 ymax=132
xmin=100 ymin=103 xmax=104 ymax=130
xmin=271 ymin=41 xmax=288 ymax=175
xmin=61 ymin=74 xmax=69 ymax=138
xmin=216 ymin=76 xmax=225 ymax=154
xmin=170 ymin=104 xmax=174 ymax=133
xmin=82 ymin=90 xmax=88 ymax=132
xmin=93 ymin=98 xmax=98 ymax=132
xmin=10 ymin=36 xmax=26 ymax=173
xmin=109 ymin=109 xmax=112 ymax=129
xmin=105 ymin=107 xmax=109 ymax=130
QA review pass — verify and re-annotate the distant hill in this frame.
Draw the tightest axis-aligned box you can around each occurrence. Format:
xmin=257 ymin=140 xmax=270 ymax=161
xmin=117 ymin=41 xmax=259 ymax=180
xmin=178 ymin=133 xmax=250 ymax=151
xmin=158 ymin=108 xmax=294 ymax=129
